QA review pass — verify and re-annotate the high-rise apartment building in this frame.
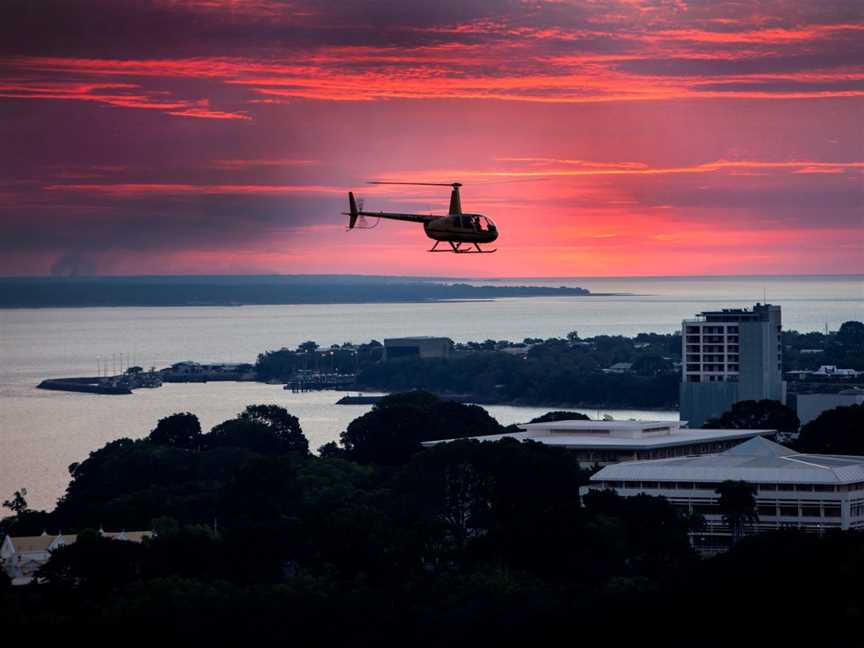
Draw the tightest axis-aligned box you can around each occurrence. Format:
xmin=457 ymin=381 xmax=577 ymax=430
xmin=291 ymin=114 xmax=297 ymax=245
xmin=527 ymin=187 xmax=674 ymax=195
xmin=680 ymin=303 xmax=785 ymax=426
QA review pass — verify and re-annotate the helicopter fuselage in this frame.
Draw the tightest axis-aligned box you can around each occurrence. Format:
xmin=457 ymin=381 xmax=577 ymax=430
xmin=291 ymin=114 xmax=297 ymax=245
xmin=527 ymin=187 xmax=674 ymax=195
xmin=424 ymin=214 xmax=498 ymax=244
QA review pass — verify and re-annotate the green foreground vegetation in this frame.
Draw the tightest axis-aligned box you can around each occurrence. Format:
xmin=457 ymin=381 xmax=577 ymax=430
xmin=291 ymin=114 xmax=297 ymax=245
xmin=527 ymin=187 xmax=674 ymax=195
xmin=2 ymin=395 xmax=864 ymax=645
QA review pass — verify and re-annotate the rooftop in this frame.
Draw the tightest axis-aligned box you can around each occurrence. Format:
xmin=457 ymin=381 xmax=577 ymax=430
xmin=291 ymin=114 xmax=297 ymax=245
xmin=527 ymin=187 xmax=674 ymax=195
xmin=383 ymin=336 xmax=453 ymax=343
xmin=685 ymin=303 xmax=780 ymax=324
xmin=591 ymin=436 xmax=864 ymax=484
xmin=422 ymin=419 xmax=773 ymax=450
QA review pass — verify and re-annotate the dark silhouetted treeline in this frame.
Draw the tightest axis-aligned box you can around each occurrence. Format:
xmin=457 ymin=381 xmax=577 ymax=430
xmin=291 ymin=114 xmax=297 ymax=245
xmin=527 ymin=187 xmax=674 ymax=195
xmin=0 ymin=275 xmax=589 ymax=307
xmin=1 ymin=394 xmax=863 ymax=646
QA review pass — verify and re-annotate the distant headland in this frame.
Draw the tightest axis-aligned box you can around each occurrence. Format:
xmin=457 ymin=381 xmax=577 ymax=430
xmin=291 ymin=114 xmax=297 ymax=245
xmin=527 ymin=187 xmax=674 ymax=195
xmin=0 ymin=275 xmax=611 ymax=308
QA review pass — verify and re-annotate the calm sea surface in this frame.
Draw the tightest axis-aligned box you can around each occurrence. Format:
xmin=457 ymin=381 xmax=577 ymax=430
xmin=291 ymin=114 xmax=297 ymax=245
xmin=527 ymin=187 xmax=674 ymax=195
xmin=1 ymin=275 xmax=861 ymax=510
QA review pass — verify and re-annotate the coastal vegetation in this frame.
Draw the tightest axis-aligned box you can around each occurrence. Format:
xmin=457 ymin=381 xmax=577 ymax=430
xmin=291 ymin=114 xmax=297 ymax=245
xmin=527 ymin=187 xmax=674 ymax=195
xmin=0 ymin=275 xmax=590 ymax=308
xmin=255 ymin=321 xmax=863 ymax=409
xmin=257 ymin=331 xmax=683 ymax=408
xmin=702 ymin=399 xmax=801 ymax=433
xmin=2 ymin=396 xmax=863 ymax=645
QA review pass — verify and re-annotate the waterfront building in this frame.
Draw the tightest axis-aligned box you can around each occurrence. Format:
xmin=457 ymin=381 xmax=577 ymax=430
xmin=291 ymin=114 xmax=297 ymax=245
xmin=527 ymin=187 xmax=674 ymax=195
xmin=1 ymin=530 xmax=152 ymax=585
xmin=603 ymin=362 xmax=634 ymax=374
xmin=796 ymin=389 xmax=864 ymax=425
xmin=422 ymin=419 xmax=773 ymax=467
xmin=680 ymin=303 xmax=786 ymax=427
xmin=786 ymin=365 xmax=861 ymax=381
xmin=584 ymin=436 xmax=864 ymax=551
xmin=383 ymin=336 xmax=454 ymax=361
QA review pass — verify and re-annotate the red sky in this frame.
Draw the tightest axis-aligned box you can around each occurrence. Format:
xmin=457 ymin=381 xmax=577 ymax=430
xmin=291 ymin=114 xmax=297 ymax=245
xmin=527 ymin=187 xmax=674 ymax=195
xmin=1 ymin=0 xmax=862 ymax=277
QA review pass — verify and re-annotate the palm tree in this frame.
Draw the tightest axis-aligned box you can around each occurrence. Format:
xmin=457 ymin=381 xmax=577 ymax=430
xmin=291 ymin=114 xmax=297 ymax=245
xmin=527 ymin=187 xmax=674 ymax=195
xmin=715 ymin=481 xmax=758 ymax=545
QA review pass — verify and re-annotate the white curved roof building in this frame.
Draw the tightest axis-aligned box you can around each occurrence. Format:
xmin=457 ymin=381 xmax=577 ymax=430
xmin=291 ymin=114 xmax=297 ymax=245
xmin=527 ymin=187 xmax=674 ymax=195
xmin=585 ymin=436 xmax=864 ymax=551
xmin=423 ymin=419 xmax=773 ymax=466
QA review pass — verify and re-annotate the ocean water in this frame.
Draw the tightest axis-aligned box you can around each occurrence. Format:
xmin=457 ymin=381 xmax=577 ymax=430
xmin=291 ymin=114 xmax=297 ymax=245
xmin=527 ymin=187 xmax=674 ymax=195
xmin=0 ymin=275 xmax=860 ymax=510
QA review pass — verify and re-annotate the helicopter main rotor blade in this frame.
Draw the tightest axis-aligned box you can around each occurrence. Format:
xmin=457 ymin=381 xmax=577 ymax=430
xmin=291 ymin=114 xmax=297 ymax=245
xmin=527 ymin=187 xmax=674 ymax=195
xmin=368 ymin=181 xmax=462 ymax=187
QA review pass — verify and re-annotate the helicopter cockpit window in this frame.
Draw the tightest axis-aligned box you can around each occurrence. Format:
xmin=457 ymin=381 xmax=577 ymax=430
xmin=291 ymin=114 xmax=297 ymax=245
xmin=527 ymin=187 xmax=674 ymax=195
xmin=474 ymin=217 xmax=489 ymax=231
xmin=461 ymin=216 xmax=473 ymax=229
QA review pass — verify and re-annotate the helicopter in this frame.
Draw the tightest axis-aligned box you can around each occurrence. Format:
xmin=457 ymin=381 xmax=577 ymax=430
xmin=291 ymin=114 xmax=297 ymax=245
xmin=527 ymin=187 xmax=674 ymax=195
xmin=344 ymin=181 xmax=498 ymax=253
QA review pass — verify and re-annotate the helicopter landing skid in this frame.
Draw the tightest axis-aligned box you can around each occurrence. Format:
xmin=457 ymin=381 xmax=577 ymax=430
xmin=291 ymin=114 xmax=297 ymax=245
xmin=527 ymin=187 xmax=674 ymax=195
xmin=429 ymin=241 xmax=497 ymax=254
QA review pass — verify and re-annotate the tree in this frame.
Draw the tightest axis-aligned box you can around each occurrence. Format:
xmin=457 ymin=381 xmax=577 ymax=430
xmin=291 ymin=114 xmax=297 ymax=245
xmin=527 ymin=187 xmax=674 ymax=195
xmin=238 ymin=405 xmax=309 ymax=455
xmin=703 ymin=399 xmax=799 ymax=433
xmin=36 ymin=530 xmax=145 ymax=593
xmin=631 ymin=353 xmax=673 ymax=377
xmin=396 ymin=439 xmax=587 ymax=575
xmin=318 ymin=441 xmax=348 ymax=459
xmin=715 ymin=481 xmax=758 ymax=544
xmin=298 ymin=340 xmax=319 ymax=353
xmin=338 ymin=392 xmax=504 ymax=465
xmin=339 ymin=402 xmax=431 ymax=465
xmin=796 ymin=404 xmax=864 ymax=455
xmin=2 ymin=488 xmax=28 ymax=515
xmin=149 ymin=412 xmax=203 ymax=449
xmin=836 ymin=321 xmax=864 ymax=349
xmin=206 ymin=405 xmax=309 ymax=456
xmin=528 ymin=411 xmax=590 ymax=424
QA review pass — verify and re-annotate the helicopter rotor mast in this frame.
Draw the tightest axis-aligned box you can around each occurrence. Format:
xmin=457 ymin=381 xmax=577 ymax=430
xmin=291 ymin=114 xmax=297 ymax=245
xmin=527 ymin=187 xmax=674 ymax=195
xmin=368 ymin=181 xmax=462 ymax=215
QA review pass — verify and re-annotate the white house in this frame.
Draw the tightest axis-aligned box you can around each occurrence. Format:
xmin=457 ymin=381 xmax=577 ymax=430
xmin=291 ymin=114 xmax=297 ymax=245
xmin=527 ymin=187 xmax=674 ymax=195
xmin=1 ymin=530 xmax=152 ymax=585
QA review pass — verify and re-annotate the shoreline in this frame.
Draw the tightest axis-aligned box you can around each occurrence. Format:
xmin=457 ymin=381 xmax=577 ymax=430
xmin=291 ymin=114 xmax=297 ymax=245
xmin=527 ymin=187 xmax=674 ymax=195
xmin=0 ymin=293 xmax=631 ymax=309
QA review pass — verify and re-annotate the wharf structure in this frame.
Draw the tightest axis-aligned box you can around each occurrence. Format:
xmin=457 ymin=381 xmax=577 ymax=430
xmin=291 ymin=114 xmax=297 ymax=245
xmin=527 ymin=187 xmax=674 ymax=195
xmin=680 ymin=303 xmax=786 ymax=427
xmin=383 ymin=336 xmax=454 ymax=361
xmin=584 ymin=437 xmax=864 ymax=552
xmin=422 ymin=420 xmax=774 ymax=467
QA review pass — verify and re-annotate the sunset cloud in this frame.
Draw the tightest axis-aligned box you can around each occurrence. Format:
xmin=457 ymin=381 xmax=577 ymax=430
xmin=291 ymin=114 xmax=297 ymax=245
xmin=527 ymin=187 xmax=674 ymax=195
xmin=1 ymin=0 xmax=862 ymax=276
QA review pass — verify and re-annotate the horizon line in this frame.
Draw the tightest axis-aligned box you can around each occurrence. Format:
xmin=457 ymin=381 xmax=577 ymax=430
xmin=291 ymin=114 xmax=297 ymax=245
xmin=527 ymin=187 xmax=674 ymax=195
xmin=1 ymin=272 xmax=862 ymax=281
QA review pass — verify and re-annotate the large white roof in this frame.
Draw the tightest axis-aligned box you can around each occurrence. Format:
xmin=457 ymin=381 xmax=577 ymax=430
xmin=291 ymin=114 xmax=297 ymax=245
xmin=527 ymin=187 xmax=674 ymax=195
xmin=591 ymin=437 xmax=864 ymax=485
xmin=518 ymin=420 xmax=684 ymax=433
xmin=422 ymin=423 xmax=770 ymax=450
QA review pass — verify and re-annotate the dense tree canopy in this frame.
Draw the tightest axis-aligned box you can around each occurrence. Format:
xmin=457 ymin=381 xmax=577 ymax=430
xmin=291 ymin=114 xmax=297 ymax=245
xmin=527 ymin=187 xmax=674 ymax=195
xmin=703 ymin=399 xmax=800 ymax=433
xmin=3 ymin=398 xmax=864 ymax=646
xmin=796 ymin=404 xmax=864 ymax=455
xmin=782 ymin=320 xmax=864 ymax=371
xmin=337 ymin=392 xmax=505 ymax=465
xmin=206 ymin=405 xmax=309 ymax=455
xmin=148 ymin=413 xmax=202 ymax=449
xmin=715 ymin=481 xmax=758 ymax=542
xmin=527 ymin=411 xmax=591 ymax=424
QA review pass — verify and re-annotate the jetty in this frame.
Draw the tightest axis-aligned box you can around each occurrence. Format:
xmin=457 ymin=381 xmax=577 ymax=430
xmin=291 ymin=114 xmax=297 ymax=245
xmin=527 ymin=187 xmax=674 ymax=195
xmin=284 ymin=372 xmax=357 ymax=392
xmin=37 ymin=374 xmax=162 ymax=395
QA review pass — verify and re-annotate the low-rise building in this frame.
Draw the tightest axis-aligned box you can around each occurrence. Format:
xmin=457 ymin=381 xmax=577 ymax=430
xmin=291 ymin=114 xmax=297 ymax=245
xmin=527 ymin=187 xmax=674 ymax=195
xmin=787 ymin=365 xmax=861 ymax=381
xmin=1 ymin=530 xmax=152 ymax=585
xmin=603 ymin=362 xmax=633 ymax=374
xmin=584 ymin=436 xmax=864 ymax=551
xmin=383 ymin=336 xmax=454 ymax=361
xmin=423 ymin=419 xmax=774 ymax=467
